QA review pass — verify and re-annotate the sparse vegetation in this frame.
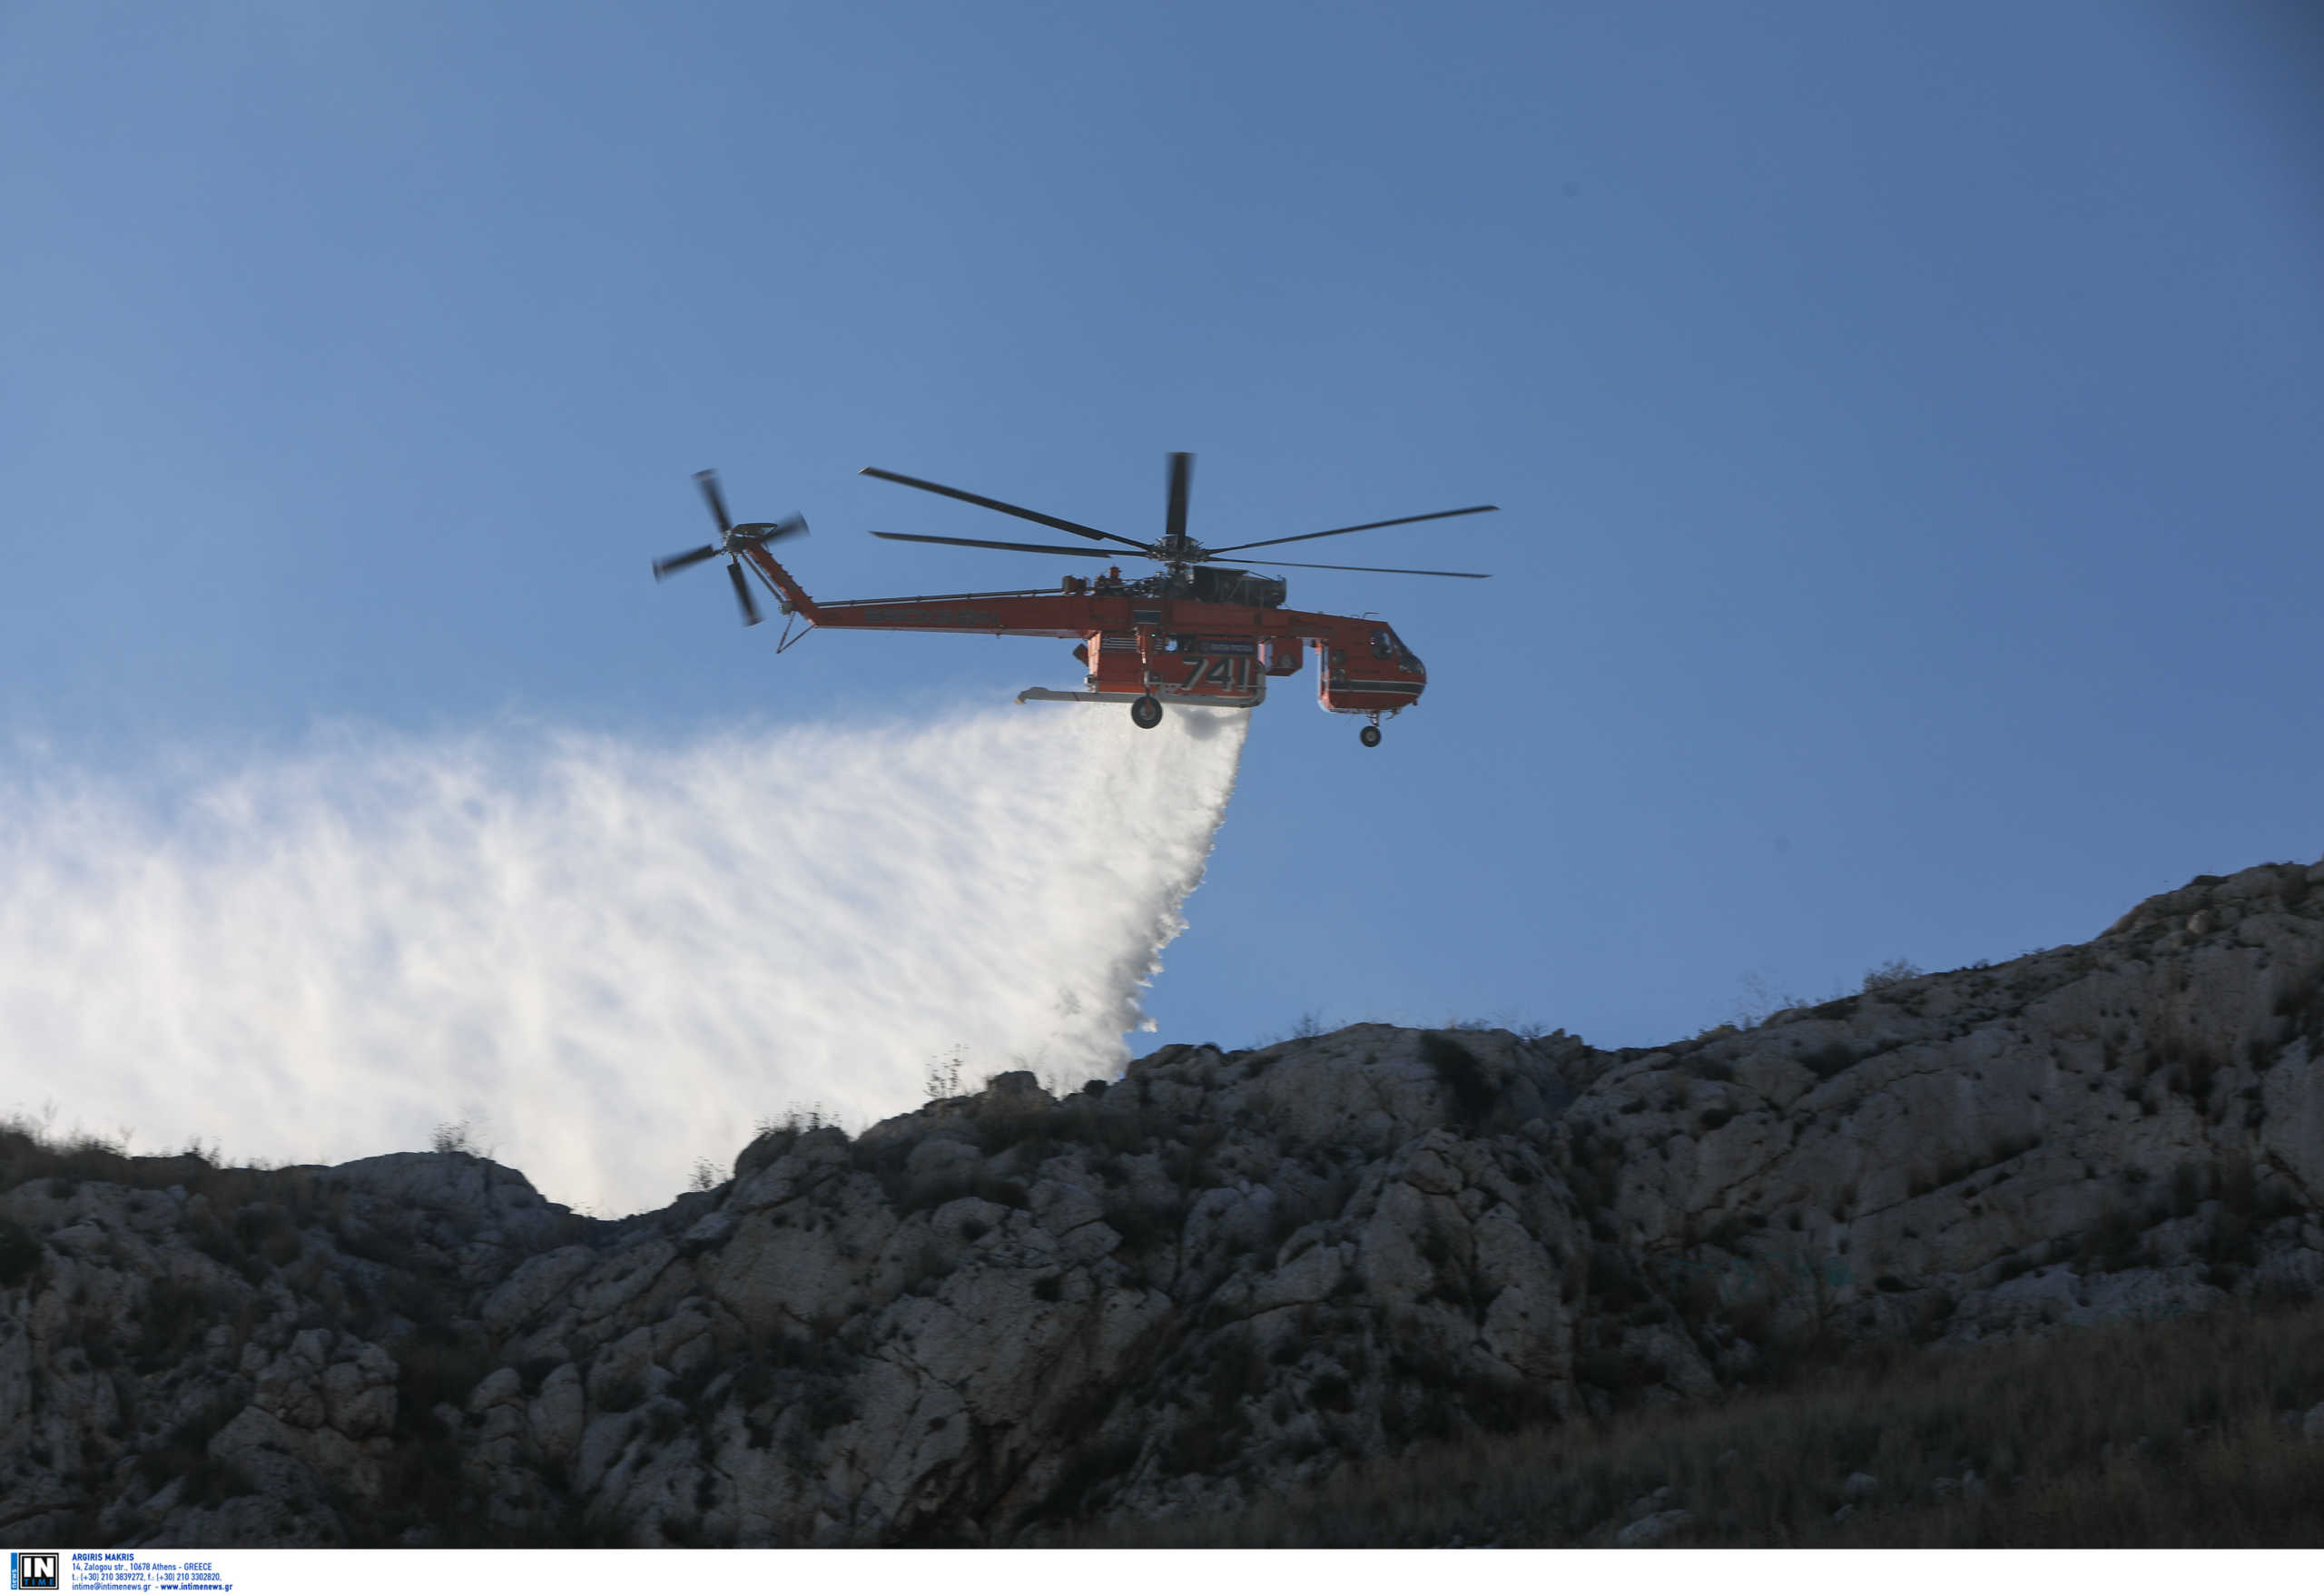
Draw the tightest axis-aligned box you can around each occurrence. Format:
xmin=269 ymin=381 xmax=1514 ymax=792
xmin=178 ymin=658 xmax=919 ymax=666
xmin=925 ymin=1047 xmax=966 ymax=1101
xmin=1733 ymin=973 xmax=1809 ymax=1030
xmin=1861 ymin=959 xmax=1924 ymax=994
xmin=1068 ymin=1299 xmax=2324 ymax=1547
xmin=428 ymin=1119 xmax=487 ymax=1157
xmin=735 ymin=1106 xmax=848 ymax=1177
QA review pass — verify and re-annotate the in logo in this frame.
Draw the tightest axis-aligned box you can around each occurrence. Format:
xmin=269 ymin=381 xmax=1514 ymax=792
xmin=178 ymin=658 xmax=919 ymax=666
xmin=9 ymin=1553 xmax=58 ymax=1591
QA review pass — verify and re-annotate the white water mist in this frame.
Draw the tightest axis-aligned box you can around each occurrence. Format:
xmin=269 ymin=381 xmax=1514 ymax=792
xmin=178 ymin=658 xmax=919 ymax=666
xmin=0 ymin=706 xmax=1248 ymax=1214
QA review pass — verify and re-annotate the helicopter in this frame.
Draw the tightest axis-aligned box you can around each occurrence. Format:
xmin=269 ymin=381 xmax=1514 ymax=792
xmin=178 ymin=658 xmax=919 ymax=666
xmin=652 ymin=454 xmax=1495 ymax=746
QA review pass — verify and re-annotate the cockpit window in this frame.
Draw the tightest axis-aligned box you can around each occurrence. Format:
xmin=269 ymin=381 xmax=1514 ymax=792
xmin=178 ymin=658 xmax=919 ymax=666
xmin=1370 ymin=626 xmax=1422 ymax=667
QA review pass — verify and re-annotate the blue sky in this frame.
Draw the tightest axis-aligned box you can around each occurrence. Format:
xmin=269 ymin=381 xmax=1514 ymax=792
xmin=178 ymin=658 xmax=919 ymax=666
xmin=5 ymin=1 xmax=2319 ymax=1072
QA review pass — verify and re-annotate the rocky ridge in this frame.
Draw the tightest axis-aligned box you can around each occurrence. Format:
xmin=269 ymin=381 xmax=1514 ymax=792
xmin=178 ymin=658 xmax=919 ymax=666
xmin=4 ymin=855 xmax=2321 ymax=1546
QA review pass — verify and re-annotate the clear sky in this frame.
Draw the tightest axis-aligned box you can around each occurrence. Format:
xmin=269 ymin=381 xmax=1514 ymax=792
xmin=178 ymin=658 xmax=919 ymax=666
xmin=5 ymin=2 xmax=2319 ymax=1078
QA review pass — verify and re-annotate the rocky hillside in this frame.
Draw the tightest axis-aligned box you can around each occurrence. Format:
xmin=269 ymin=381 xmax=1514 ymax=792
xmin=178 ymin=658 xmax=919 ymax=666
xmin=5 ymin=855 xmax=2322 ymax=1547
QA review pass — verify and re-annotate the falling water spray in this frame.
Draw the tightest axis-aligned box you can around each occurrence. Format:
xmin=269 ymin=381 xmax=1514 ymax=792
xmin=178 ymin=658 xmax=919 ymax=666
xmin=0 ymin=706 xmax=1248 ymax=1214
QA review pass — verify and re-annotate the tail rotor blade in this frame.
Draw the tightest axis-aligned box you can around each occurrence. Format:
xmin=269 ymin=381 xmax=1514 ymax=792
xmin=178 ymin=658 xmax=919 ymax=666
xmin=695 ymin=469 xmax=734 ymax=534
xmin=734 ymin=514 xmax=809 ymax=546
xmin=1164 ymin=452 xmax=1192 ymax=547
xmin=654 ymin=545 xmax=722 ymax=580
xmin=727 ymin=559 xmax=762 ymax=626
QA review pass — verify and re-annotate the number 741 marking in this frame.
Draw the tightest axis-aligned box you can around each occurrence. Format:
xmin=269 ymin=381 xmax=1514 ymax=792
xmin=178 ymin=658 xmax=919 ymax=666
xmin=1182 ymin=655 xmax=1252 ymax=691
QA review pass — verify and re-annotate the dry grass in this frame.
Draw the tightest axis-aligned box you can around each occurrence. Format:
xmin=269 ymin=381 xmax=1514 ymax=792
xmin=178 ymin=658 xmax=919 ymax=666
xmin=2 ymin=1120 xmax=224 ymax=1196
xmin=1068 ymin=1300 xmax=2324 ymax=1547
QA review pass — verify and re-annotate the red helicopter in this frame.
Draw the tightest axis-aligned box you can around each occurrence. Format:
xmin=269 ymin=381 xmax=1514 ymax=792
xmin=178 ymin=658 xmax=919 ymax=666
xmin=652 ymin=455 xmax=1495 ymax=746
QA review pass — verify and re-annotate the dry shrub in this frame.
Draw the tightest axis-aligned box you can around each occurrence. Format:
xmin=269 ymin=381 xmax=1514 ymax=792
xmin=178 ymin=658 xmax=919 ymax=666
xmin=1064 ymin=1299 xmax=2324 ymax=1547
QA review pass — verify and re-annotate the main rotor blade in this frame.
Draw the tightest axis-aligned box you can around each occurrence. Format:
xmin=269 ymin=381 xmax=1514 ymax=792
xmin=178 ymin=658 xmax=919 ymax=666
xmin=1209 ymin=504 xmax=1499 ymax=556
xmin=694 ymin=469 xmax=734 ymax=534
xmin=654 ymin=545 xmax=722 ymax=580
xmin=860 ymin=467 xmax=1149 ymax=550
xmin=727 ymin=559 xmax=762 ymax=625
xmin=1164 ymin=452 xmax=1192 ymax=546
xmin=1233 ymin=556 xmax=1492 ymax=577
xmin=871 ymin=530 xmax=1120 ymax=559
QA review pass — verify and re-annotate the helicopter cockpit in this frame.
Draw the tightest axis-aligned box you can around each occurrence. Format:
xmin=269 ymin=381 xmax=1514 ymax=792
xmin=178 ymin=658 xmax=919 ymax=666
xmin=1370 ymin=625 xmax=1423 ymax=669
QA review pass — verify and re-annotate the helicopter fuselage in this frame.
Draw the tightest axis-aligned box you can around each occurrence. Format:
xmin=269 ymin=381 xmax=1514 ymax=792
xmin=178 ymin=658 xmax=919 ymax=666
xmin=740 ymin=546 xmax=1425 ymax=720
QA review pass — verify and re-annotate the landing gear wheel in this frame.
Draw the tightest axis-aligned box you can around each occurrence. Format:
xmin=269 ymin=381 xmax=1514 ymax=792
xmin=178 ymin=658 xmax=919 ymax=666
xmin=1359 ymin=724 xmax=1383 ymax=747
xmin=1130 ymin=694 xmax=1164 ymax=730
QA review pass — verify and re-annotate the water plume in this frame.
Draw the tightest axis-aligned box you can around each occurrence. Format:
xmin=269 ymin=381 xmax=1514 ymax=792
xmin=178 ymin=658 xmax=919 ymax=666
xmin=0 ymin=705 xmax=1248 ymax=1214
